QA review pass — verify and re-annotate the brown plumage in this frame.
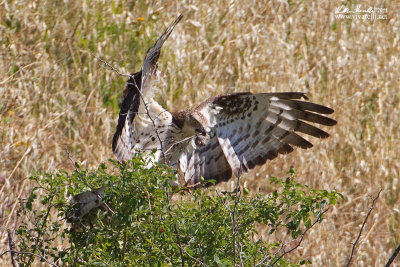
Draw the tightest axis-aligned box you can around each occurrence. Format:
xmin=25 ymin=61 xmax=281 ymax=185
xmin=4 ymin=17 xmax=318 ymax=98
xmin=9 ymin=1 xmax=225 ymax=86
xmin=112 ymin=15 xmax=337 ymax=188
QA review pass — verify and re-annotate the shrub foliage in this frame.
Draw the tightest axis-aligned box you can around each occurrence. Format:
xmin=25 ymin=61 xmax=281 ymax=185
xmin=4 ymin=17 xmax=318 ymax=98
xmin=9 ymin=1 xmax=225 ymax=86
xmin=15 ymin=156 xmax=342 ymax=266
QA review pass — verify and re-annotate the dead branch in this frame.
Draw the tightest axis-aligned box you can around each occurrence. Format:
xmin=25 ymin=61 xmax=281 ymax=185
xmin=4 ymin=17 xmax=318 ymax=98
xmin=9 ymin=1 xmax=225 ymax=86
xmin=93 ymin=54 xmax=167 ymax=163
xmin=346 ymin=189 xmax=382 ymax=267
xmin=263 ymin=208 xmax=329 ymax=267
xmin=164 ymin=135 xmax=194 ymax=155
xmin=0 ymin=250 xmax=59 ymax=267
xmin=91 ymin=53 xmax=131 ymax=77
xmin=127 ymin=80 xmax=167 ymax=163
xmin=385 ymin=243 xmax=400 ymax=267
xmin=8 ymin=230 xmax=17 ymax=267
xmin=173 ymin=223 xmax=185 ymax=267
xmin=184 ymin=248 xmax=208 ymax=266
xmin=232 ymin=170 xmax=242 ymax=266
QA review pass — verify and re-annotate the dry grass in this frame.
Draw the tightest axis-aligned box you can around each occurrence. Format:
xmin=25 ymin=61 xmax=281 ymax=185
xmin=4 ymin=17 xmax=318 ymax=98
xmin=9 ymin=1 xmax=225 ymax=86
xmin=1 ymin=0 xmax=399 ymax=265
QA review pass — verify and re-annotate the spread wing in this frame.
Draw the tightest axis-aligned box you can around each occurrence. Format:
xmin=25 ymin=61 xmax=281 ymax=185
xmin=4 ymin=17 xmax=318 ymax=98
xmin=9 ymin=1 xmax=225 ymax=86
xmin=112 ymin=15 xmax=182 ymax=161
xmin=179 ymin=92 xmax=336 ymax=187
xmin=141 ymin=14 xmax=183 ymax=98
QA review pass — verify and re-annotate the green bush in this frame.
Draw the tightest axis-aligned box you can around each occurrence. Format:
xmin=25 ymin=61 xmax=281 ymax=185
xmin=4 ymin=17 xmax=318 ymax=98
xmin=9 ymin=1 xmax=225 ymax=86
xmin=14 ymin=155 xmax=343 ymax=266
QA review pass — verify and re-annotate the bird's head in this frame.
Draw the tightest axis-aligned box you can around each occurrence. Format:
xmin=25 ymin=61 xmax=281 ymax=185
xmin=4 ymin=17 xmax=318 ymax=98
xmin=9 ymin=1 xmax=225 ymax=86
xmin=186 ymin=112 xmax=208 ymax=134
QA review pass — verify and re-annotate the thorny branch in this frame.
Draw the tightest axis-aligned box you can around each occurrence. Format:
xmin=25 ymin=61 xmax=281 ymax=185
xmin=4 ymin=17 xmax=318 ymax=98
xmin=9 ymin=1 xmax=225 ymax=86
xmin=346 ymin=189 xmax=382 ymax=267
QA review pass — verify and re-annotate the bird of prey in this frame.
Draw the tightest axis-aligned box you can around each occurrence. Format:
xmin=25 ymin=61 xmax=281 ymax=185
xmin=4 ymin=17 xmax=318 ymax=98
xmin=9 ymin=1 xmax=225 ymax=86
xmin=112 ymin=14 xmax=336 ymax=188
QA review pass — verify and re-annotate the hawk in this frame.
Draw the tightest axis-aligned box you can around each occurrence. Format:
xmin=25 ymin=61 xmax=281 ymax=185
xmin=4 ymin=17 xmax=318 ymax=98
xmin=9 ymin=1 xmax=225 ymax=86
xmin=112 ymin=15 xmax=336 ymax=188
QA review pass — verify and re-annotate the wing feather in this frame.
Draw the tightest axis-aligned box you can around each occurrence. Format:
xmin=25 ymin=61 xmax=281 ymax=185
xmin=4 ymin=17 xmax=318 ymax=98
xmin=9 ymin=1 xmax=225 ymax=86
xmin=178 ymin=133 xmax=233 ymax=186
xmin=112 ymin=15 xmax=182 ymax=161
xmin=111 ymin=18 xmax=335 ymax=188
xmin=178 ymin=92 xmax=336 ymax=186
xmin=141 ymin=14 xmax=183 ymax=98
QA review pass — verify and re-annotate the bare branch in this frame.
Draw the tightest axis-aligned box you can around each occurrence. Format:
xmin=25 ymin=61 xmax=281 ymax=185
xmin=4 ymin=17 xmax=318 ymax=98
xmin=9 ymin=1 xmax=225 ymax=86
xmin=66 ymin=150 xmax=93 ymax=190
xmin=0 ymin=250 xmax=59 ymax=267
xmin=164 ymin=135 xmax=194 ymax=155
xmin=7 ymin=230 xmax=17 ymax=267
xmin=91 ymin=53 xmax=131 ymax=77
xmin=126 ymin=80 xmax=167 ymax=163
xmin=232 ymin=170 xmax=242 ymax=266
xmin=184 ymin=248 xmax=208 ymax=266
xmin=73 ymin=226 xmax=93 ymax=266
xmin=173 ymin=223 xmax=185 ymax=267
xmin=385 ymin=243 xmax=400 ymax=267
xmin=94 ymin=54 xmax=169 ymax=164
xmin=266 ymin=208 xmax=329 ymax=267
xmin=346 ymin=189 xmax=382 ymax=267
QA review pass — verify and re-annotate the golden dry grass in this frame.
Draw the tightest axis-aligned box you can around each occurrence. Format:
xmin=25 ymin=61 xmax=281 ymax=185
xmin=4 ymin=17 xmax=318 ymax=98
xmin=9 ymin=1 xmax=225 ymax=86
xmin=1 ymin=0 xmax=399 ymax=265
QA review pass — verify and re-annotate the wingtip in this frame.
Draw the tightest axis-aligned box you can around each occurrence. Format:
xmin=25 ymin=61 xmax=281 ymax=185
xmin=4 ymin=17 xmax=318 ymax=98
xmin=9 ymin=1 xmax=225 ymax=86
xmin=301 ymin=93 xmax=309 ymax=100
xmin=323 ymin=106 xmax=335 ymax=114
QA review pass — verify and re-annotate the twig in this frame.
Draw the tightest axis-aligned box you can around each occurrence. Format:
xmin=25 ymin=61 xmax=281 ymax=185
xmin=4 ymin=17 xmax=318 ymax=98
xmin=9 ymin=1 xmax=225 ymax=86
xmin=238 ymin=242 xmax=245 ymax=267
xmin=184 ymin=248 xmax=208 ymax=266
xmin=73 ymin=226 xmax=93 ymax=266
xmin=91 ymin=53 xmax=131 ymax=77
xmin=8 ymin=230 xmax=17 ymax=267
xmin=232 ymin=171 xmax=242 ymax=266
xmin=346 ymin=189 xmax=382 ymax=267
xmin=267 ymin=208 xmax=329 ymax=266
xmin=173 ymin=223 xmax=185 ymax=267
xmin=164 ymin=135 xmax=195 ymax=155
xmin=92 ymin=54 xmax=168 ymax=163
xmin=255 ymin=242 xmax=283 ymax=266
xmin=94 ymin=53 xmax=168 ymax=164
xmin=127 ymin=80 xmax=167 ymax=163
xmin=102 ymin=202 xmax=116 ymax=215
xmin=27 ymin=202 xmax=54 ymax=266
xmin=66 ymin=151 xmax=92 ymax=189
xmin=385 ymin=243 xmax=400 ymax=267
xmin=67 ymin=151 xmax=115 ymax=216
xmin=0 ymin=250 xmax=59 ymax=267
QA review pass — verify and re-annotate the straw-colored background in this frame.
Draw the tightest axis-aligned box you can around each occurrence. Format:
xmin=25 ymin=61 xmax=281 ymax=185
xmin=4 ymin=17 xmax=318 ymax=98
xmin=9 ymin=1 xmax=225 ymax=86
xmin=1 ymin=0 xmax=399 ymax=265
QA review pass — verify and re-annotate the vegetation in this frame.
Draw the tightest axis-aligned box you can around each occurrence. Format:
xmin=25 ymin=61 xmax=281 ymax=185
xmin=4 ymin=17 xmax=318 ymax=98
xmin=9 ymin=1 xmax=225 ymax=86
xmin=14 ymin=156 xmax=341 ymax=266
